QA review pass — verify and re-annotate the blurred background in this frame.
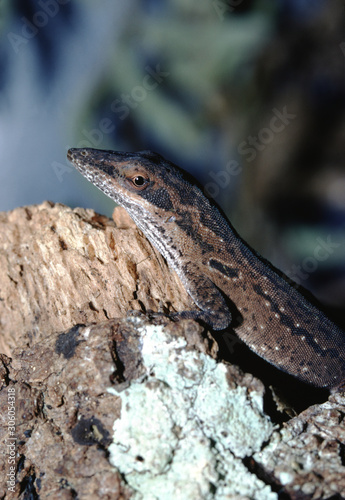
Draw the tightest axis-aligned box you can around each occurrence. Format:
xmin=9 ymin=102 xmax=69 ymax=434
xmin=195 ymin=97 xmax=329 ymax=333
xmin=0 ymin=0 xmax=344 ymax=322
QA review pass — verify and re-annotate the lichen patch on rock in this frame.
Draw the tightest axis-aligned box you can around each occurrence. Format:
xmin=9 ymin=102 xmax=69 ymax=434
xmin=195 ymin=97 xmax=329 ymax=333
xmin=108 ymin=323 xmax=276 ymax=500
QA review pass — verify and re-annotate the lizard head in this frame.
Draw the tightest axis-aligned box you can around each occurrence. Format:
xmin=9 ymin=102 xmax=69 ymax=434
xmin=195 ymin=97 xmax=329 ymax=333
xmin=67 ymin=147 xmax=205 ymax=218
xmin=67 ymin=147 xmax=231 ymax=259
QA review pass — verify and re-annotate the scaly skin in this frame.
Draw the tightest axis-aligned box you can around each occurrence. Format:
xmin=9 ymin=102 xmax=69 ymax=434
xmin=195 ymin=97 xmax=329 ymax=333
xmin=68 ymin=148 xmax=345 ymax=389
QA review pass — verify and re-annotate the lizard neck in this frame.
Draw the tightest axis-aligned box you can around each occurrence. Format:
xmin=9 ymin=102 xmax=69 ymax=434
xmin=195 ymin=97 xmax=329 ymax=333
xmin=128 ymin=185 xmax=243 ymax=274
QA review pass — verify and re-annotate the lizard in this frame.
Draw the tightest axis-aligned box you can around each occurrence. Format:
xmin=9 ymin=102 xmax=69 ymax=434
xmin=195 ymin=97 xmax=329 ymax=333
xmin=67 ymin=147 xmax=345 ymax=390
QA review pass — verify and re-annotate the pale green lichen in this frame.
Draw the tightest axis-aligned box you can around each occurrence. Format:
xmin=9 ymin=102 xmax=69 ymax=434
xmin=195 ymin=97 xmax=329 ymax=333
xmin=108 ymin=324 xmax=276 ymax=499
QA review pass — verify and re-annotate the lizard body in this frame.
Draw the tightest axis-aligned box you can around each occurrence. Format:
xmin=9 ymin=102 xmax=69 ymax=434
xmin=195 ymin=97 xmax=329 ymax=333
xmin=68 ymin=148 xmax=345 ymax=389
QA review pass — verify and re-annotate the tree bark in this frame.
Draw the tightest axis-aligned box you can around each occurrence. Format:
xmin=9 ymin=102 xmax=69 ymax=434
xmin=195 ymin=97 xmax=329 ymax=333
xmin=0 ymin=203 xmax=344 ymax=499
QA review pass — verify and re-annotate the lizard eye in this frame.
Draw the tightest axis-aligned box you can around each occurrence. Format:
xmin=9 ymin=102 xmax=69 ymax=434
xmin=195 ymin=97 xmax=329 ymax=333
xmin=128 ymin=175 xmax=149 ymax=190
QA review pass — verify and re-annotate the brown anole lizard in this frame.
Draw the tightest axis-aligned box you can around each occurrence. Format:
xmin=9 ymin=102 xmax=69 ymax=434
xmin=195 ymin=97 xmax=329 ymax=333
xmin=67 ymin=148 xmax=345 ymax=390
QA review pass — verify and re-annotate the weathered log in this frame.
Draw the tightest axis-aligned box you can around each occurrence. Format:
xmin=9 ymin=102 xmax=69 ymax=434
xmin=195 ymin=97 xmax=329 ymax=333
xmin=0 ymin=203 xmax=344 ymax=499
